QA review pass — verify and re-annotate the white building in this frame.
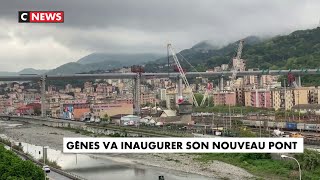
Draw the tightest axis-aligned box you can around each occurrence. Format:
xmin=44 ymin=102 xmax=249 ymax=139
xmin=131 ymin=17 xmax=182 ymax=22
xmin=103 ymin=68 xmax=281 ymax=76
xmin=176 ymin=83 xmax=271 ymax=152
xmin=120 ymin=115 xmax=140 ymax=126
xmin=160 ymin=89 xmax=167 ymax=100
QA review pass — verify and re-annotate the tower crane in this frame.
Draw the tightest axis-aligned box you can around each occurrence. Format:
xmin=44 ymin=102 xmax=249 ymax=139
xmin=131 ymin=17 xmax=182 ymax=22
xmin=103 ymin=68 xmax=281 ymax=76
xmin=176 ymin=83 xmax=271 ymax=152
xmin=167 ymin=44 xmax=199 ymax=107
xmin=229 ymin=39 xmax=244 ymax=90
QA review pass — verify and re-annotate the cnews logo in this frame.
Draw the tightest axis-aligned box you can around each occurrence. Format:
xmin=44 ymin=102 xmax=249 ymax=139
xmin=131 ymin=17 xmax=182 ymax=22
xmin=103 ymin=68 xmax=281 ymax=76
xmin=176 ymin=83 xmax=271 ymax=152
xmin=18 ymin=11 xmax=64 ymax=23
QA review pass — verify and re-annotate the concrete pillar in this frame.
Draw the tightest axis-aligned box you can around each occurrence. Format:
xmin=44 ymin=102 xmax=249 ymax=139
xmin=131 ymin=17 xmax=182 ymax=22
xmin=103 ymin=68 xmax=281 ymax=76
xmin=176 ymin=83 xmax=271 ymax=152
xmin=257 ymin=75 xmax=263 ymax=88
xmin=255 ymin=89 xmax=259 ymax=108
xmin=178 ymin=76 xmax=182 ymax=97
xmin=298 ymin=75 xmax=302 ymax=87
xmin=43 ymin=146 xmax=48 ymax=164
xmin=220 ymin=76 xmax=224 ymax=91
xmin=134 ymin=74 xmax=141 ymax=115
xmin=41 ymin=75 xmax=46 ymax=118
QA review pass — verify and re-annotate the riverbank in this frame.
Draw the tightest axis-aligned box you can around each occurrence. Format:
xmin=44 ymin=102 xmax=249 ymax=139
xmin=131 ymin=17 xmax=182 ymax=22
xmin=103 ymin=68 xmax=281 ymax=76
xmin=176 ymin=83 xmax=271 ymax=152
xmin=0 ymin=121 xmax=255 ymax=180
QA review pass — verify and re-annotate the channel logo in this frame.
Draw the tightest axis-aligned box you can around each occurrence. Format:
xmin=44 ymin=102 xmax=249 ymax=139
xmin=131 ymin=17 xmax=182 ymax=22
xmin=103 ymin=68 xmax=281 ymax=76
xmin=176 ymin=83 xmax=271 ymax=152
xmin=18 ymin=11 xmax=64 ymax=23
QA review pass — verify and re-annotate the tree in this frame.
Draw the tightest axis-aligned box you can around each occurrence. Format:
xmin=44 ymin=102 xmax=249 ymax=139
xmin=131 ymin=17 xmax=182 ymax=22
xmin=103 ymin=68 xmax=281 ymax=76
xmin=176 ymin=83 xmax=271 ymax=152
xmin=295 ymin=149 xmax=320 ymax=171
xmin=102 ymin=113 xmax=110 ymax=122
xmin=0 ymin=145 xmax=45 ymax=179
xmin=34 ymin=107 xmax=41 ymax=116
xmin=194 ymin=93 xmax=204 ymax=107
xmin=159 ymin=100 xmax=167 ymax=108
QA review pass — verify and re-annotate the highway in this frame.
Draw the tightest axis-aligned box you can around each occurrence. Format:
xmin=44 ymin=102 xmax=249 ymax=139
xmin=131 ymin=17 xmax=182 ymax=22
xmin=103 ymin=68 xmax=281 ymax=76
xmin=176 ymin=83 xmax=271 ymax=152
xmin=0 ymin=69 xmax=320 ymax=81
xmin=2 ymin=143 xmax=73 ymax=180
xmin=47 ymin=171 xmax=72 ymax=180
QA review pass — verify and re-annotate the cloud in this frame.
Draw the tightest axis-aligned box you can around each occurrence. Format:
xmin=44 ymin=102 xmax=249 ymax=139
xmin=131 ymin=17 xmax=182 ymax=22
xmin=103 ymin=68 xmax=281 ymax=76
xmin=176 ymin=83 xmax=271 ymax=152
xmin=0 ymin=0 xmax=319 ymax=71
xmin=0 ymin=20 xmax=89 ymax=71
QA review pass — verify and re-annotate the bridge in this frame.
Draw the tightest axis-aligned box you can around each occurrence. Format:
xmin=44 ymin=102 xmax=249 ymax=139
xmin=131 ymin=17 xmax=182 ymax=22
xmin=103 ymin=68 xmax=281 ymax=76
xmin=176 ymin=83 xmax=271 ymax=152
xmin=0 ymin=69 xmax=318 ymax=117
xmin=0 ymin=69 xmax=319 ymax=81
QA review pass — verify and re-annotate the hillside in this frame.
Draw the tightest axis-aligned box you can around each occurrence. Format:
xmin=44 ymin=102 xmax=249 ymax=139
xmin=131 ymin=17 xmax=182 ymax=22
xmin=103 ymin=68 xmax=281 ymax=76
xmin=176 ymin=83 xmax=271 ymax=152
xmin=77 ymin=53 xmax=163 ymax=65
xmin=242 ymin=28 xmax=320 ymax=69
xmin=3 ymin=28 xmax=319 ymax=76
xmin=0 ymin=71 xmax=16 ymax=76
xmin=145 ymin=28 xmax=320 ymax=73
xmin=144 ymin=36 xmax=262 ymax=72
xmin=18 ymin=68 xmax=48 ymax=75
xmin=47 ymin=52 xmax=163 ymax=75
xmin=47 ymin=61 xmax=122 ymax=75
xmin=0 ymin=68 xmax=48 ymax=76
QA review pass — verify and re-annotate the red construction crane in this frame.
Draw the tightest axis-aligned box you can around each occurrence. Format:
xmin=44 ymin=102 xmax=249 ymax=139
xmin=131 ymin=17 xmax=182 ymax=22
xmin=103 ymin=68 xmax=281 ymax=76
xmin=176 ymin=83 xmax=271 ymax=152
xmin=287 ymin=72 xmax=297 ymax=87
xmin=131 ymin=65 xmax=145 ymax=73
xmin=173 ymin=65 xmax=186 ymax=73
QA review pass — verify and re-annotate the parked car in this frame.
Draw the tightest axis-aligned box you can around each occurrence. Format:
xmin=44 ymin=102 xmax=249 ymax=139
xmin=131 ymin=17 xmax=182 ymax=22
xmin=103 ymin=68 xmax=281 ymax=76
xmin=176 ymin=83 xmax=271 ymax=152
xmin=43 ymin=165 xmax=50 ymax=173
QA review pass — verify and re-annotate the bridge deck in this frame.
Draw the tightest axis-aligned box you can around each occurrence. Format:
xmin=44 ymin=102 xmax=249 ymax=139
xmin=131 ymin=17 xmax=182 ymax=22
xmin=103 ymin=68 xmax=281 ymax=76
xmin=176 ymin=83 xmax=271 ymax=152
xmin=0 ymin=69 xmax=319 ymax=81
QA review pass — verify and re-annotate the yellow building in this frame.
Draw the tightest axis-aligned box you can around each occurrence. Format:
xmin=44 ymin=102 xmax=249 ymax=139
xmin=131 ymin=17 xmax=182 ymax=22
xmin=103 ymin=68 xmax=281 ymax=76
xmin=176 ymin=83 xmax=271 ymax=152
xmin=244 ymin=91 xmax=252 ymax=107
xmin=284 ymin=89 xmax=294 ymax=110
xmin=271 ymin=88 xmax=293 ymax=111
xmin=293 ymin=88 xmax=309 ymax=105
xmin=271 ymin=90 xmax=281 ymax=110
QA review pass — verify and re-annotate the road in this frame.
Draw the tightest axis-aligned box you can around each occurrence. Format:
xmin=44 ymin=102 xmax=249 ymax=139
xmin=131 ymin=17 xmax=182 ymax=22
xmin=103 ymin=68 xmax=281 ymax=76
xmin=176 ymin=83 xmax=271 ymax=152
xmin=47 ymin=171 xmax=72 ymax=180
xmin=8 ymin=145 xmax=73 ymax=180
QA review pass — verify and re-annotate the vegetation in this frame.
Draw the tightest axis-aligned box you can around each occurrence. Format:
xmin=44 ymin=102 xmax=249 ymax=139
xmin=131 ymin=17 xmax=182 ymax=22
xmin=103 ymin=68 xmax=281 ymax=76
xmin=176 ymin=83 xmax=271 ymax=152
xmin=38 ymin=158 xmax=61 ymax=169
xmin=194 ymin=93 xmax=214 ymax=107
xmin=103 ymin=124 xmax=194 ymax=137
xmin=238 ymin=128 xmax=257 ymax=137
xmin=0 ymin=145 xmax=45 ymax=180
xmin=194 ymin=105 xmax=273 ymax=114
xmin=0 ymin=138 xmax=12 ymax=146
xmin=0 ymin=138 xmax=23 ymax=152
xmin=146 ymin=28 xmax=320 ymax=85
xmin=197 ymin=149 xmax=320 ymax=180
xmin=242 ymin=28 xmax=320 ymax=70
xmin=34 ymin=107 xmax=41 ymax=116
xmin=101 ymin=114 xmax=111 ymax=122
xmin=275 ymin=110 xmax=301 ymax=118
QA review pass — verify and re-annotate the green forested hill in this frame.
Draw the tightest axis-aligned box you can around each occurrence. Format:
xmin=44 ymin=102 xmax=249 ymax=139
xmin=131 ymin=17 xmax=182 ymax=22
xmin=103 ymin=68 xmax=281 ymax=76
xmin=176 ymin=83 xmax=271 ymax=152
xmin=145 ymin=28 xmax=320 ymax=72
xmin=243 ymin=28 xmax=320 ymax=70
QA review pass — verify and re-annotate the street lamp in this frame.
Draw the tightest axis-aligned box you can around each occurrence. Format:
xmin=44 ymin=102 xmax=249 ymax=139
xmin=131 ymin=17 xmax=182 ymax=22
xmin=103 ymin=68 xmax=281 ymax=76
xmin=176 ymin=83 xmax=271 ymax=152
xmin=281 ymin=155 xmax=301 ymax=180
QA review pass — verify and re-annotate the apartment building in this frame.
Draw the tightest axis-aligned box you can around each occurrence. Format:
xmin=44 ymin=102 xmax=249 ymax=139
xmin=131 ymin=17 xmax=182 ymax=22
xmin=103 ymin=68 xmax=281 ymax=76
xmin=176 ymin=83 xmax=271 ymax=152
xmin=271 ymin=88 xmax=294 ymax=111
xmin=293 ymin=87 xmax=309 ymax=105
xmin=309 ymin=88 xmax=320 ymax=104
xmin=250 ymin=89 xmax=271 ymax=108
xmin=166 ymin=88 xmax=193 ymax=109
xmin=213 ymin=91 xmax=236 ymax=106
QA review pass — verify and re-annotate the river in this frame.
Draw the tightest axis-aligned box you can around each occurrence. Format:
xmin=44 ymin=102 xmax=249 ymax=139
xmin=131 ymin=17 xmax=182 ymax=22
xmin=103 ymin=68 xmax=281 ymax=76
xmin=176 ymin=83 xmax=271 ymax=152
xmin=0 ymin=120 xmax=213 ymax=180
xmin=18 ymin=141 xmax=212 ymax=180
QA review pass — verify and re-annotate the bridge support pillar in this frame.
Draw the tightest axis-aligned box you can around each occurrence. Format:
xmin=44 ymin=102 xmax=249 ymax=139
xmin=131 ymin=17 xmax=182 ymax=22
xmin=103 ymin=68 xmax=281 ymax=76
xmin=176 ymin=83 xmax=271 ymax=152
xmin=297 ymin=75 xmax=302 ymax=87
xmin=134 ymin=74 xmax=141 ymax=116
xmin=220 ymin=76 xmax=224 ymax=91
xmin=257 ymin=75 xmax=263 ymax=88
xmin=177 ymin=76 xmax=182 ymax=102
xmin=41 ymin=75 xmax=46 ymax=118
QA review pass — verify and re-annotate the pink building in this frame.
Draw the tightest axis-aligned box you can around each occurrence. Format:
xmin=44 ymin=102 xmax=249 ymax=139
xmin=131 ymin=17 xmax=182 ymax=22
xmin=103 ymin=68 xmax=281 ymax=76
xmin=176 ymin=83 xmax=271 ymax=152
xmin=250 ymin=89 xmax=271 ymax=108
xmin=213 ymin=92 xmax=236 ymax=106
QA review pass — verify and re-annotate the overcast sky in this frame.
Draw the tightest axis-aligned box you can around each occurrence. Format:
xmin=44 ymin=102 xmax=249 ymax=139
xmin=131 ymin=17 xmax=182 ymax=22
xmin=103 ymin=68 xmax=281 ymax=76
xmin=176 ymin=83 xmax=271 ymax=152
xmin=0 ymin=0 xmax=319 ymax=72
